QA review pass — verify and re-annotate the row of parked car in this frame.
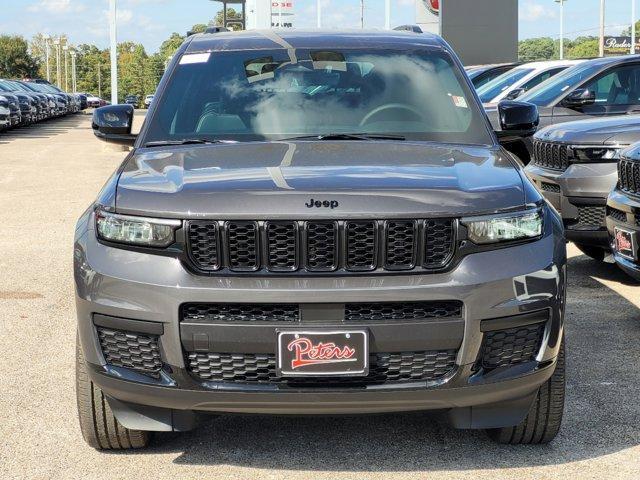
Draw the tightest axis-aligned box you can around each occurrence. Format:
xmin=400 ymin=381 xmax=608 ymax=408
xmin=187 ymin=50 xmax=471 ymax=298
xmin=467 ymin=55 xmax=640 ymax=281
xmin=0 ymin=79 xmax=90 ymax=131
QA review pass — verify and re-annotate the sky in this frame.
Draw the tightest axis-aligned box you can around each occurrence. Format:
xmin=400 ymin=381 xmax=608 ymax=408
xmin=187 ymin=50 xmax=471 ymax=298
xmin=0 ymin=0 xmax=636 ymax=54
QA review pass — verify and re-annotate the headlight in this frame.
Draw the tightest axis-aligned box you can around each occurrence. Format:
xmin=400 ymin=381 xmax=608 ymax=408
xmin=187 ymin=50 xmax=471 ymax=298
xmin=95 ymin=209 xmax=181 ymax=247
xmin=571 ymin=146 xmax=620 ymax=162
xmin=462 ymin=208 xmax=543 ymax=245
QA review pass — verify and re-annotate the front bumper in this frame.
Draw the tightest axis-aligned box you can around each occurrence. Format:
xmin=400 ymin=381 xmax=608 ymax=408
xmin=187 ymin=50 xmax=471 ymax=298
xmin=607 ymin=189 xmax=640 ymax=280
xmin=75 ymin=206 xmax=566 ymax=428
xmin=526 ymin=162 xmax=617 ymax=247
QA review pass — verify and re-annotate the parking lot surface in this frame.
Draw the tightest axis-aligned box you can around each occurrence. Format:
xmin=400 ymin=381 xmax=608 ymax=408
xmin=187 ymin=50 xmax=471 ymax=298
xmin=1 ymin=113 xmax=640 ymax=480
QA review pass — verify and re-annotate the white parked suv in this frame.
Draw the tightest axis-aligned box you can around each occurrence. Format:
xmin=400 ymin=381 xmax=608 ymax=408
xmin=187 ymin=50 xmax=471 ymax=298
xmin=478 ymin=60 xmax=585 ymax=105
xmin=144 ymin=94 xmax=154 ymax=108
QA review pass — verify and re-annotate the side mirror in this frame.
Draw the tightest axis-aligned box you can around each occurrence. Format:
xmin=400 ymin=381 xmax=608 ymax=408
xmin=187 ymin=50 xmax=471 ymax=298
xmin=561 ymin=88 xmax=596 ymax=108
xmin=495 ymin=100 xmax=539 ymax=143
xmin=504 ymin=88 xmax=525 ymax=100
xmin=92 ymin=104 xmax=136 ymax=146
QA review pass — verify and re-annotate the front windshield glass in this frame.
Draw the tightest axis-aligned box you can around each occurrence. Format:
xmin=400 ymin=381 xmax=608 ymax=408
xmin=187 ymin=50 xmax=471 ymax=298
xmin=476 ymin=68 xmax=533 ymax=103
xmin=144 ymin=47 xmax=492 ymax=145
xmin=519 ymin=62 xmax=597 ymax=106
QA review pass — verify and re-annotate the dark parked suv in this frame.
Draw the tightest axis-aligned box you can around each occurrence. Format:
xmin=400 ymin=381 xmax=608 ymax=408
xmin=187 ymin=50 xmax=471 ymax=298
xmin=492 ymin=55 xmax=640 ymax=164
xmin=75 ymin=30 xmax=567 ymax=449
xmin=525 ymin=115 xmax=640 ymax=260
xmin=607 ymin=143 xmax=640 ymax=280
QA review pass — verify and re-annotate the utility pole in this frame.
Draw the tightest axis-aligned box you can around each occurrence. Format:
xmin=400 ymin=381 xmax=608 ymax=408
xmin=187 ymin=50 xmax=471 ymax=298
xmin=384 ymin=0 xmax=390 ymax=30
xmin=63 ymin=45 xmax=69 ymax=91
xmin=555 ymin=0 xmax=567 ymax=60
xmin=600 ymin=0 xmax=606 ymax=57
xmin=360 ymin=0 xmax=364 ymax=29
xmin=633 ymin=0 xmax=637 ymax=54
xmin=317 ymin=0 xmax=321 ymax=28
xmin=109 ymin=0 xmax=118 ymax=104
xmin=43 ymin=35 xmax=51 ymax=82
xmin=97 ymin=66 xmax=102 ymax=98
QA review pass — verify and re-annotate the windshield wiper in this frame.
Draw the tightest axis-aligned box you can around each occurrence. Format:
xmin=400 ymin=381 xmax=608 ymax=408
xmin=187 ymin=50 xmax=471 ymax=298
xmin=279 ymin=133 xmax=406 ymax=141
xmin=143 ymin=139 xmax=229 ymax=148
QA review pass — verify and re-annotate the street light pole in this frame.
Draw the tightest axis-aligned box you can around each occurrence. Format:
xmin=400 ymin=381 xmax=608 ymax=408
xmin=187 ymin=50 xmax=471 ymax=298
xmin=317 ymin=0 xmax=321 ymax=28
xmin=53 ymin=38 xmax=61 ymax=88
xmin=43 ymin=35 xmax=51 ymax=82
xmin=360 ymin=0 xmax=364 ymax=29
xmin=555 ymin=0 xmax=567 ymax=60
xmin=385 ymin=0 xmax=390 ymax=29
xmin=63 ymin=45 xmax=69 ymax=91
xmin=632 ymin=0 xmax=637 ymax=54
xmin=70 ymin=51 xmax=77 ymax=93
xmin=600 ymin=0 xmax=605 ymax=57
xmin=109 ymin=0 xmax=119 ymax=104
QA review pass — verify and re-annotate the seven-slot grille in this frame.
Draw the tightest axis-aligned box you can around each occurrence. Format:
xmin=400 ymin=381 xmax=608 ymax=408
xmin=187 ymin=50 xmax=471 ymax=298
xmin=186 ymin=219 xmax=455 ymax=274
xmin=619 ymin=158 xmax=640 ymax=196
xmin=532 ymin=140 xmax=570 ymax=171
xmin=186 ymin=350 xmax=457 ymax=385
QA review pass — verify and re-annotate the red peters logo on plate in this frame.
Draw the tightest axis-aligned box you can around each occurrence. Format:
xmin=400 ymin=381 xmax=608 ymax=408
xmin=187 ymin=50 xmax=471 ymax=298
xmin=616 ymin=230 xmax=632 ymax=251
xmin=287 ymin=337 xmax=356 ymax=370
xmin=424 ymin=0 xmax=439 ymax=15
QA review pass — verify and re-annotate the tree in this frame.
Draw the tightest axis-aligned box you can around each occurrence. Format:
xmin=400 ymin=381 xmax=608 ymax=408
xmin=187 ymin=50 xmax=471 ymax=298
xmin=190 ymin=24 xmax=208 ymax=34
xmin=158 ymin=32 xmax=185 ymax=62
xmin=518 ymin=37 xmax=557 ymax=62
xmin=566 ymin=37 xmax=599 ymax=59
xmin=621 ymin=20 xmax=640 ymax=37
xmin=214 ymin=7 xmax=243 ymax=30
xmin=0 ymin=35 xmax=39 ymax=78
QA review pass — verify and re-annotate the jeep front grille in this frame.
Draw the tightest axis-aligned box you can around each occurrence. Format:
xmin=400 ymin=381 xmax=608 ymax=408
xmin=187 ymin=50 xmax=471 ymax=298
xmin=187 ymin=350 xmax=457 ymax=385
xmin=532 ymin=141 xmax=570 ymax=171
xmin=619 ymin=158 xmax=640 ymax=196
xmin=185 ymin=219 xmax=456 ymax=274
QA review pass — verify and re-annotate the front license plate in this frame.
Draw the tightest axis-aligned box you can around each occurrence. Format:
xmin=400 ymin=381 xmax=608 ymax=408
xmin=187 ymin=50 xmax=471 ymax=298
xmin=614 ymin=227 xmax=638 ymax=261
xmin=277 ymin=330 xmax=368 ymax=377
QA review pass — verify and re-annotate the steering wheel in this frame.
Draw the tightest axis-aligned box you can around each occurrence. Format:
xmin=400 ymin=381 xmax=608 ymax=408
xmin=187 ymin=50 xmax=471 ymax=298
xmin=359 ymin=103 xmax=424 ymax=127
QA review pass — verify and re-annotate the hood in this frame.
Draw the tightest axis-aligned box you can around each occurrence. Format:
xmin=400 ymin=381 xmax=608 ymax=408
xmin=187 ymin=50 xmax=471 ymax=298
xmin=535 ymin=115 xmax=640 ymax=146
xmin=114 ymin=141 xmax=525 ymax=219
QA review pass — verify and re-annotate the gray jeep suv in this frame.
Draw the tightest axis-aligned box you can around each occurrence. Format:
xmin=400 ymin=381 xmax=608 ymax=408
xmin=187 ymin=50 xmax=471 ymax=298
xmin=525 ymin=115 xmax=640 ymax=260
xmin=75 ymin=30 xmax=567 ymax=449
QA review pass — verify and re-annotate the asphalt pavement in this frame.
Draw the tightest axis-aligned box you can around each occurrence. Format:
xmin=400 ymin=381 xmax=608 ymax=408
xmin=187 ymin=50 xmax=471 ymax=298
xmin=1 ymin=112 xmax=640 ymax=479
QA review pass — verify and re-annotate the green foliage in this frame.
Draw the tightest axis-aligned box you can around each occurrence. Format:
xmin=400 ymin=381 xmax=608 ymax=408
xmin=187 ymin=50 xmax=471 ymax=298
xmin=518 ymin=37 xmax=556 ymax=62
xmin=566 ymin=39 xmax=599 ymax=59
xmin=190 ymin=24 xmax=208 ymax=34
xmin=0 ymin=35 xmax=39 ymax=78
xmin=620 ymin=20 xmax=640 ymax=37
xmin=214 ymin=7 xmax=244 ymax=30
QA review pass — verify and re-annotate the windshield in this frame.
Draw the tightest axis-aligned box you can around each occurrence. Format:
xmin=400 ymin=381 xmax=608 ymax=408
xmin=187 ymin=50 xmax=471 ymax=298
xmin=476 ymin=68 xmax=533 ymax=103
xmin=144 ymin=47 xmax=492 ymax=145
xmin=518 ymin=62 xmax=597 ymax=106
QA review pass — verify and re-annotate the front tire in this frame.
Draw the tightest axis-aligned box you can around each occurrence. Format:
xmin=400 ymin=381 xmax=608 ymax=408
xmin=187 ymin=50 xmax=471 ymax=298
xmin=76 ymin=334 xmax=151 ymax=450
xmin=486 ymin=338 xmax=565 ymax=444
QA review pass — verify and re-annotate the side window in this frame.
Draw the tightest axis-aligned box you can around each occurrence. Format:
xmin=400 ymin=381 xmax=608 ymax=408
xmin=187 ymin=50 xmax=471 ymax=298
xmin=520 ymin=67 xmax=565 ymax=92
xmin=582 ymin=65 xmax=640 ymax=105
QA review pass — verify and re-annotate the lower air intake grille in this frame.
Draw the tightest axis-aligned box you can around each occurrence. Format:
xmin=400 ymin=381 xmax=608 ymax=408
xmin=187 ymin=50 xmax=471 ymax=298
xmin=573 ymin=205 xmax=606 ymax=229
xmin=607 ymin=207 xmax=627 ymax=223
xmin=181 ymin=303 xmax=299 ymax=323
xmin=480 ymin=323 xmax=545 ymax=370
xmin=187 ymin=350 xmax=457 ymax=385
xmin=540 ymin=182 xmax=561 ymax=193
xmin=97 ymin=327 xmax=162 ymax=376
xmin=344 ymin=301 xmax=462 ymax=321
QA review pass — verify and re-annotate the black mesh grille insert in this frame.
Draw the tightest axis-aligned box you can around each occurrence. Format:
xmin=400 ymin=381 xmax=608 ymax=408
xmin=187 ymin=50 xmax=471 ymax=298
xmin=187 ymin=350 xmax=457 ymax=385
xmin=227 ymin=221 xmax=259 ymax=270
xmin=619 ymin=158 xmax=640 ymax=196
xmin=570 ymin=205 xmax=606 ymax=229
xmin=385 ymin=220 xmax=417 ymax=269
xmin=266 ymin=222 xmax=298 ymax=271
xmin=97 ymin=327 xmax=162 ymax=376
xmin=607 ymin=206 xmax=627 ymax=223
xmin=344 ymin=301 xmax=463 ymax=321
xmin=181 ymin=303 xmax=299 ymax=323
xmin=346 ymin=221 xmax=377 ymax=271
xmin=540 ymin=182 xmax=561 ymax=193
xmin=187 ymin=221 xmax=219 ymax=270
xmin=480 ymin=323 xmax=545 ymax=370
xmin=424 ymin=219 xmax=454 ymax=268
xmin=305 ymin=221 xmax=338 ymax=271
xmin=532 ymin=141 xmax=570 ymax=171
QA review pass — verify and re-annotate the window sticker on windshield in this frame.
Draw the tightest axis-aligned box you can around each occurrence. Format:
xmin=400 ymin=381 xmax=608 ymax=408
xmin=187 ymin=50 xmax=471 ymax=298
xmin=180 ymin=53 xmax=211 ymax=65
xmin=451 ymin=95 xmax=468 ymax=108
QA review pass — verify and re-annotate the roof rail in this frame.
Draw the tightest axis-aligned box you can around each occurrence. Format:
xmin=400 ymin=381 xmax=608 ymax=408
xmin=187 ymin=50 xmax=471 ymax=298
xmin=205 ymin=26 xmax=230 ymax=34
